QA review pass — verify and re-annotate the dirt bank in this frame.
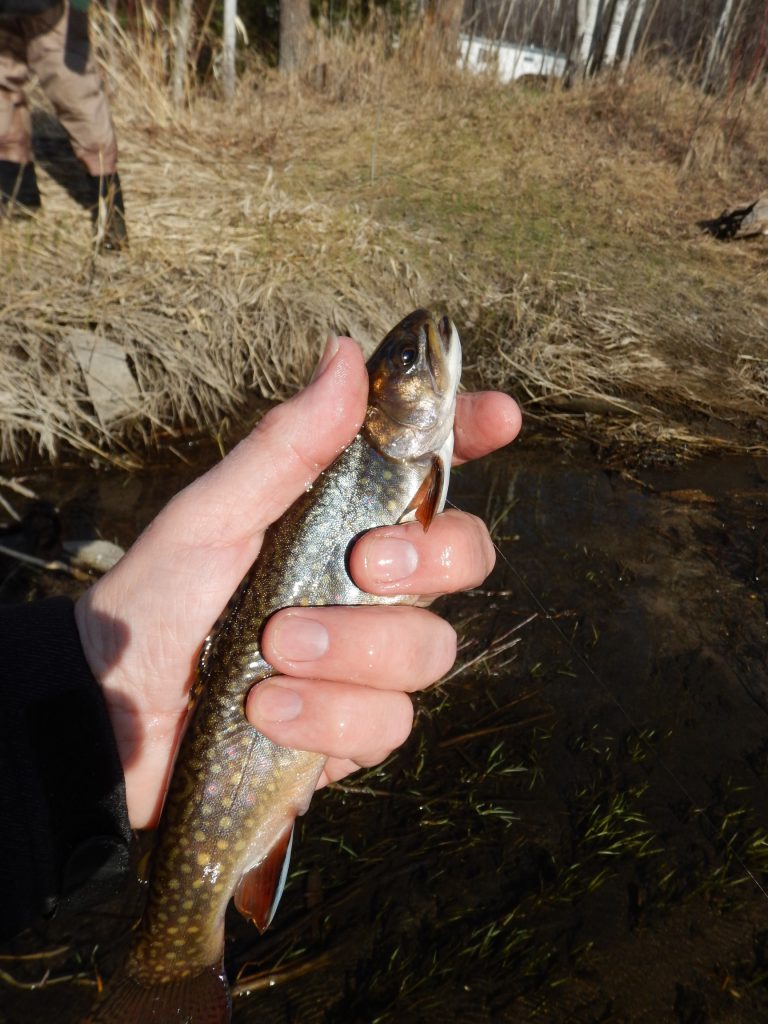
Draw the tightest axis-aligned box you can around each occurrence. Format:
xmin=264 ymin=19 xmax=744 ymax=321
xmin=1 ymin=29 xmax=767 ymax=462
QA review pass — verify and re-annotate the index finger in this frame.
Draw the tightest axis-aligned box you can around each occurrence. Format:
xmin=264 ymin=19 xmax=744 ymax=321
xmin=453 ymin=392 xmax=522 ymax=465
xmin=154 ymin=337 xmax=368 ymax=551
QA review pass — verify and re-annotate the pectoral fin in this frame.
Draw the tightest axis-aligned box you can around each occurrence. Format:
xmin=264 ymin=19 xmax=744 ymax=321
xmin=234 ymin=824 xmax=295 ymax=933
xmin=403 ymin=456 xmax=443 ymax=531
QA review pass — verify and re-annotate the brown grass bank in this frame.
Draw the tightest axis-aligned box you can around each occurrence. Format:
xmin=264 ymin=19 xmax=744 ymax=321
xmin=1 ymin=25 xmax=767 ymax=463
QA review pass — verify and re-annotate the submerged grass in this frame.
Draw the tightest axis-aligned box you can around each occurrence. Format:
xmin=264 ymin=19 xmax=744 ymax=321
xmin=1 ymin=22 xmax=767 ymax=462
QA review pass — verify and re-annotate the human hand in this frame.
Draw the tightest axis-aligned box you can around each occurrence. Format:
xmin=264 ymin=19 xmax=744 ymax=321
xmin=75 ymin=336 xmax=521 ymax=830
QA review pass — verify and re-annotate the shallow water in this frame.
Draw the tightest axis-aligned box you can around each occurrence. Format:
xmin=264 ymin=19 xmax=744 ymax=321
xmin=0 ymin=432 xmax=766 ymax=1022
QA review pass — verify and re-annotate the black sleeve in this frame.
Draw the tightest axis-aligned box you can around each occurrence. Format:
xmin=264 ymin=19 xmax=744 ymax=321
xmin=0 ymin=0 xmax=63 ymax=16
xmin=0 ymin=597 xmax=132 ymax=940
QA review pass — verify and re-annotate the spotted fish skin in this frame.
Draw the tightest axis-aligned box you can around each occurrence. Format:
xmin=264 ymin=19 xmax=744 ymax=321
xmin=129 ymin=437 xmax=433 ymax=984
xmin=85 ymin=310 xmax=462 ymax=1023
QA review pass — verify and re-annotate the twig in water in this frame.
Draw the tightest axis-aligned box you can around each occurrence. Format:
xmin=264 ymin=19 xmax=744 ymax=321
xmin=0 ymin=543 xmax=91 ymax=581
xmin=0 ymin=476 xmax=38 ymax=500
xmin=439 ymin=617 xmax=535 ymax=685
xmin=0 ymin=945 xmax=72 ymax=961
xmin=437 ymin=710 xmax=555 ymax=749
xmin=231 ymin=951 xmax=332 ymax=997
xmin=0 ymin=965 xmax=96 ymax=991
xmin=0 ymin=493 xmax=20 ymax=522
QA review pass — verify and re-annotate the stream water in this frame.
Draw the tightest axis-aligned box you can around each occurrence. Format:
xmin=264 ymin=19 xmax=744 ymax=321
xmin=0 ymin=430 xmax=766 ymax=1022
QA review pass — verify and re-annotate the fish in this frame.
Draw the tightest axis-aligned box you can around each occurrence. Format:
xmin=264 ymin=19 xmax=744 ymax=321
xmin=84 ymin=309 xmax=462 ymax=1023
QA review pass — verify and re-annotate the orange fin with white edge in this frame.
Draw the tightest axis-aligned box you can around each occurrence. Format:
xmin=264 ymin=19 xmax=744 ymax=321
xmin=234 ymin=824 xmax=295 ymax=933
xmin=402 ymin=456 xmax=443 ymax=531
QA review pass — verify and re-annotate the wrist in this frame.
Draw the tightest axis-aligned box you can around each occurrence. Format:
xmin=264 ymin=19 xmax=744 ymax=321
xmin=74 ymin=586 xmax=117 ymax=690
xmin=74 ymin=585 xmax=179 ymax=830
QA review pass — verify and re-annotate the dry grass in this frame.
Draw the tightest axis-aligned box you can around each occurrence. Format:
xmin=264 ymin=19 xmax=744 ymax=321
xmin=1 ymin=19 xmax=767 ymax=463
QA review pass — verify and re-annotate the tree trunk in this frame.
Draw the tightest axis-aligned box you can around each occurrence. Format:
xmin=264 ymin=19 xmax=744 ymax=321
xmin=702 ymin=0 xmax=735 ymax=90
xmin=621 ymin=0 xmax=648 ymax=71
xmin=279 ymin=0 xmax=311 ymax=74
xmin=604 ymin=0 xmax=631 ymax=65
xmin=172 ymin=0 xmax=195 ymax=107
xmin=222 ymin=0 xmax=237 ymax=99
xmin=577 ymin=0 xmax=603 ymax=73
xmin=425 ymin=0 xmax=465 ymax=50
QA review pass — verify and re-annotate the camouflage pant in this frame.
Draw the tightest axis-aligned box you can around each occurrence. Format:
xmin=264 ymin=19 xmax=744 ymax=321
xmin=0 ymin=0 xmax=117 ymax=174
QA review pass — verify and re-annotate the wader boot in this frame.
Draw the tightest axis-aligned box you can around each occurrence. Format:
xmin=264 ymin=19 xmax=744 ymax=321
xmin=86 ymin=171 xmax=128 ymax=252
xmin=0 ymin=161 xmax=42 ymax=214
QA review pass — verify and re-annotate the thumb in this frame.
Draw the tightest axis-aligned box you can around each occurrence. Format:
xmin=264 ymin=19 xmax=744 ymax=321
xmin=158 ymin=336 xmax=369 ymax=548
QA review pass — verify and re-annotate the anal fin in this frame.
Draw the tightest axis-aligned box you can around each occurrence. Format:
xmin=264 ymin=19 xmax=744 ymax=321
xmin=234 ymin=824 xmax=294 ymax=934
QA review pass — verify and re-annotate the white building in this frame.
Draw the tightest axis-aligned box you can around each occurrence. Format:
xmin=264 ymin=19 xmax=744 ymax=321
xmin=459 ymin=35 xmax=567 ymax=83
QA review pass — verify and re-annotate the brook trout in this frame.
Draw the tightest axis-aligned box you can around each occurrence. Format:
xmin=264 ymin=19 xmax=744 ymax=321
xmin=86 ymin=309 xmax=462 ymax=1023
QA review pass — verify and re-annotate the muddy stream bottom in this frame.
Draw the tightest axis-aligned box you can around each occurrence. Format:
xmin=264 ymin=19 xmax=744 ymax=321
xmin=0 ymin=432 xmax=766 ymax=1023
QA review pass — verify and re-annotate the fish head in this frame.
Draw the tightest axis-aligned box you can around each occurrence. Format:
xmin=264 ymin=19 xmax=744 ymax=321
xmin=364 ymin=309 xmax=462 ymax=466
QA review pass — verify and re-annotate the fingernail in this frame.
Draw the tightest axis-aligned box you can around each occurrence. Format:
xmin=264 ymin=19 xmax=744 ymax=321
xmin=271 ymin=614 xmax=329 ymax=662
xmin=310 ymin=334 xmax=340 ymax=382
xmin=251 ymin=683 xmax=303 ymax=723
xmin=364 ymin=537 xmax=419 ymax=584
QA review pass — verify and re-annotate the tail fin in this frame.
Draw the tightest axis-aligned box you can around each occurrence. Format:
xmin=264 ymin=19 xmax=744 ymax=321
xmin=83 ymin=963 xmax=231 ymax=1024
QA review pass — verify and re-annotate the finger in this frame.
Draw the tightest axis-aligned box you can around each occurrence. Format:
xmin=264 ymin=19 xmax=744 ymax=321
xmin=453 ymin=391 xmax=522 ymax=464
xmin=316 ymin=757 xmax=366 ymax=789
xmin=348 ymin=508 xmax=496 ymax=597
xmin=154 ymin=336 xmax=369 ymax=550
xmin=262 ymin=605 xmax=457 ymax=692
xmin=246 ymin=678 xmax=414 ymax=766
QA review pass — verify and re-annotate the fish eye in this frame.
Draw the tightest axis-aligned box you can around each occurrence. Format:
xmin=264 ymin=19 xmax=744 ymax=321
xmin=394 ymin=344 xmax=418 ymax=370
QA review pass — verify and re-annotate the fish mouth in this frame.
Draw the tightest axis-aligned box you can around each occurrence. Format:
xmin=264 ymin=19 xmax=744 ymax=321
xmin=426 ymin=313 xmax=461 ymax=395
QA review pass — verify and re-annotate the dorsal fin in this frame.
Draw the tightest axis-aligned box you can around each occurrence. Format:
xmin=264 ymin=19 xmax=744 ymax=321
xmin=403 ymin=456 xmax=443 ymax=531
xmin=234 ymin=824 xmax=294 ymax=933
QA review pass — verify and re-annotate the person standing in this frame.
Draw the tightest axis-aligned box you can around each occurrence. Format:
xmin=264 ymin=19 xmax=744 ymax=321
xmin=0 ymin=0 xmax=127 ymax=250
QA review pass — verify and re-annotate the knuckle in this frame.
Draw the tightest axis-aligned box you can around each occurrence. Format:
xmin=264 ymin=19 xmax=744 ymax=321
xmin=395 ymin=611 xmax=454 ymax=691
xmin=351 ymin=691 xmax=413 ymax=768
xmin=466 ymin=512 xmax=496 ymax=577
xmin=384 ymin=692 xmax=415 ymax=751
